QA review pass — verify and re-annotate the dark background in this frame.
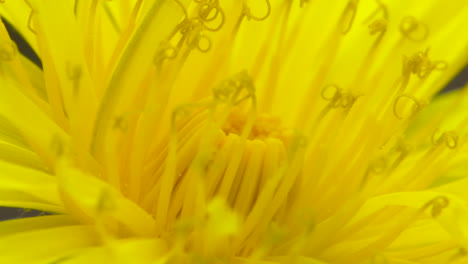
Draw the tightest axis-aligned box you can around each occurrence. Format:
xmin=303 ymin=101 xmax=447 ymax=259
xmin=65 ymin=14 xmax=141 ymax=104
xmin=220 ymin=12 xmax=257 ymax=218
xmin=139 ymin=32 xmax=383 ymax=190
xmin=0 ymin=19 xmax=467 ymax=221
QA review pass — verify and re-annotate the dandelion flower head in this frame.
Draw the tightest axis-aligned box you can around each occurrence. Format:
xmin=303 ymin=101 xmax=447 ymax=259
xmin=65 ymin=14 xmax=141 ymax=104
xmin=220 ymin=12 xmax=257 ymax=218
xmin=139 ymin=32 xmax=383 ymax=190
xmin=0 ymin=0 xmax=467 ymax=263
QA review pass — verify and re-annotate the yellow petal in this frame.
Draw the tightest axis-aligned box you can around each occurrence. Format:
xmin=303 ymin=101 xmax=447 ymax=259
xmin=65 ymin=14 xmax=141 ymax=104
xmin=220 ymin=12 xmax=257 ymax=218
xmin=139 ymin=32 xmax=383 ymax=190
xmin=56 ymin=160 xmax=156 ymax=237
xmin=18 ymin=54 xmax=47 ymax=101
xmin=0 ymin=159 xmax=63 ymax=212
xmin=0 ymin=75 xmax=69 ymax=168
xmin=0 ymin=115 xmax=28 ymax=148
xmin=27 ymin=0 xmax=99 ymax=158
xmin=91 ymin=0 xmax=189 ymax=160
xmin=352 ymin=191 xmax=468 ymax=248
xmin=45 ymin=237 xmax=168 ymax=264
xmin=0 ymin=141 xmax=47 ymax=171
xmin=0 ymin=225 xmax=99 ymax=263
xmin=0 ymin=215 xmax=78 ymax=237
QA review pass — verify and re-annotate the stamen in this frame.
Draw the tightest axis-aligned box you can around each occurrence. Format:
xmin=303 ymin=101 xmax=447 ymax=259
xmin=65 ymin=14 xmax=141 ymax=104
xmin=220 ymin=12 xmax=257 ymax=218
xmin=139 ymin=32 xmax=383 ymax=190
xmin=164 ymin=0 xmax=224 ymax=57
xmin=368 ymin=19 xmax=387 ymax=36
xmin=213 ymin=71 xmax=256 ymax=106
xmin=431 ymin=130 xmax=458 ymax=149
xmin=421 ymin=196 xmax=449 ymax=218
xmin=399 ymin=48 xmax=448 ymax=91
xmin=392 ymin=139 xmax=412 ymax=169
xmin=176 ymin=19 xmax=213 ymax=53
xmin=23 ymin=0 xmax=37 ymax=34
xmin=340 ymin=0 xmax=359 ymax=34
xmin=196 ymin=0 xmax=225 ymax=32
xmin=243 ymin=0 xmax=271 ymax=21
xmin=363 ymin=139 xmax=412 ymax=188
xmin=0 ymin=41 xmax=17 ymax=61
xmin=411 ymin=48 xmax=446 ymax=78
xmin=393 ymin=94 xmax=425 ymax=120
xmin=321 ymin=84 xmax=361 ymax=110
xmin=400 ymin=16 xmax=429 ymax=42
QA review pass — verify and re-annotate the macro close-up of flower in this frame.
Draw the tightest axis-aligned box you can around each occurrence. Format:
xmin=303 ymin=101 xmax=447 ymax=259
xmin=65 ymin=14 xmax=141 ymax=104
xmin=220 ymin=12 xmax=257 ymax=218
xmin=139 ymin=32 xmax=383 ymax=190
xmin=0 ymin=0 xmax=468 ymax=263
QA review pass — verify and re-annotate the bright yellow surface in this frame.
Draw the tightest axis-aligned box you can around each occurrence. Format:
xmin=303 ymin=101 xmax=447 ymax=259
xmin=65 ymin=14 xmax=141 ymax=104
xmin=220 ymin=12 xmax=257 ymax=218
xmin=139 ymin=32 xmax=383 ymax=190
xmin=0 ymin=0 xmax=467 ymax=263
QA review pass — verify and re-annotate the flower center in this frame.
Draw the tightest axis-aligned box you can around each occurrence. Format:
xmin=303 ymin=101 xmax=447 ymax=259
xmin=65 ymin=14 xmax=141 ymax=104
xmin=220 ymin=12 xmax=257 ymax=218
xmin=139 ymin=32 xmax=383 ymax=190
xmin=222 ymin=110 xmax=291 ymax=143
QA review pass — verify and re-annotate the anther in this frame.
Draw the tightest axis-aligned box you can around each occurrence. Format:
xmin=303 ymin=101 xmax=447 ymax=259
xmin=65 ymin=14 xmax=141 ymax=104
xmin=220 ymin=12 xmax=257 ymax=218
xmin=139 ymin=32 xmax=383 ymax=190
xmin=422 ymin=196 xmax=449 ymax=218
xmin=400 ymin=16 xmax=429 ymax=42
xmin=243 ymin=0 xmax=271 ymax=21
xmin=393 ymin=94 xmax=425 ymax=120
xmin=431 ymin=130 xmax=458 ymax=149
xmin=0 ymin=41 xmax=18 ymax=61
xmin=340 ymin=0 xmax=359 ymax=34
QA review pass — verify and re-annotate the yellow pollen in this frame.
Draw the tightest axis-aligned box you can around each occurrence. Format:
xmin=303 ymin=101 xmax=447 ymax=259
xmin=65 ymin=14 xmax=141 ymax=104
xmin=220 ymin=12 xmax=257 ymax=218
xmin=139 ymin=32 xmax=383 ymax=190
xmin=222 ymin=110 xmax=291 ymax=142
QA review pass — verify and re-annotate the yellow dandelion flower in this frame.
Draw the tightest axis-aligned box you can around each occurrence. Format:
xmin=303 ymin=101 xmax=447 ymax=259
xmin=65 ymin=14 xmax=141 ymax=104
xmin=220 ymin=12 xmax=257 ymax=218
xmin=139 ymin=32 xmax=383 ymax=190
xmin=0 ymin=0 xmax=467 ymax=263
